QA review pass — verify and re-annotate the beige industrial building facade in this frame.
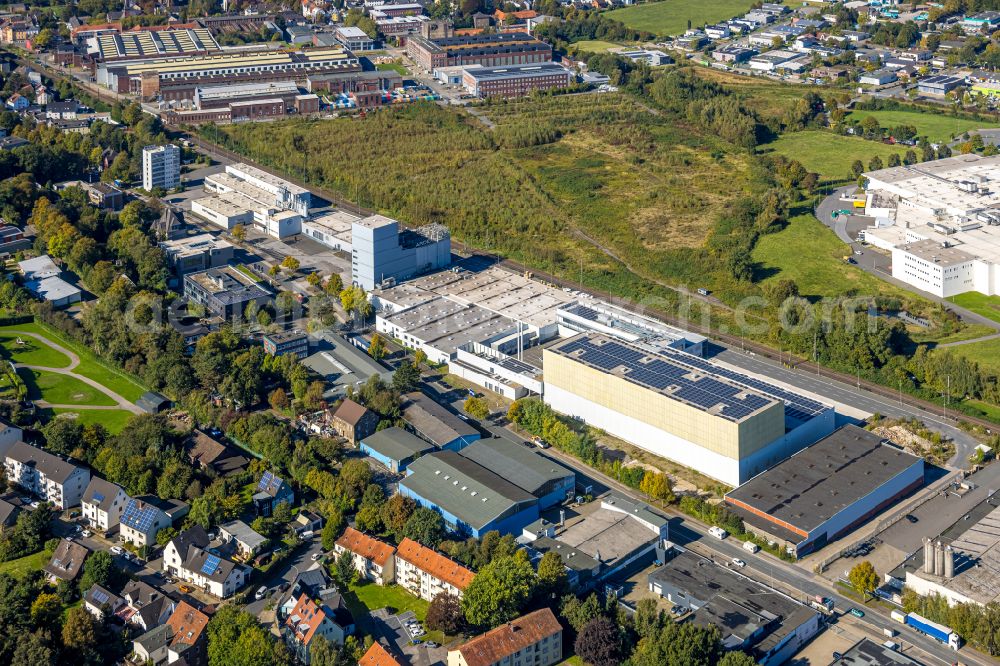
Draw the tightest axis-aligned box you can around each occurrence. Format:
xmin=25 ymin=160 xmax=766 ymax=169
xmin=542 ymin=334 xmax=834 ymax=486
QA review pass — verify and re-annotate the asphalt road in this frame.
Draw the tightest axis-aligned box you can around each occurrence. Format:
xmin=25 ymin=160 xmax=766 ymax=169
xmin=715 ymin=347 xmax=982 ymax=464
xmin=243 ymin=536 xmax=325 ymax=616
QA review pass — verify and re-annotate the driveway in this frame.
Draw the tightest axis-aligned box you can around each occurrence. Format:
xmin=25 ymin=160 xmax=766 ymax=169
xmin=243 ymin=536 xmax=324 ymax=616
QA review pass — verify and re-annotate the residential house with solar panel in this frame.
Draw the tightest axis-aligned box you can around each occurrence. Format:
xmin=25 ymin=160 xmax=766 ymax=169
xmin=81 ymin=476 xmax=129 ymax=532
xmin=3 ymin=441 xmax=90 ymax=509
xmin=163 ymin=525 xmax=249 ymax=598
xmin=253 ymin=471 xmax=294 ymax=517
xmin=120 ymin=496 xmax=190 ymax=547
xmin=83 ymin=583 xmax=125 ymax=621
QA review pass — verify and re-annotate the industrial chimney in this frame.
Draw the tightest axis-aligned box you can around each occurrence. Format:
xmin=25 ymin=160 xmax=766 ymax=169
xmin=944 ymin=545 xmax=955 ymax=579
xmin=935 ymin=540 xmax=946 ymax=576
xmin=923 ymin=538 xmax=934 ymax=574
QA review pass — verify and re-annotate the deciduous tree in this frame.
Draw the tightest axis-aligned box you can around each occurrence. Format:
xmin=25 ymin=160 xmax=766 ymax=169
xmin=575 ymin=616 xmax=622 ymax=666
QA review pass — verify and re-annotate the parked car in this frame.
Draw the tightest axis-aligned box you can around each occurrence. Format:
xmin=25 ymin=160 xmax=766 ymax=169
xmin=311 ymin=552 xmax=322 ymax=561
xmin=110 ymin=545 xmax=123 ymax=555
xmin=81 ymin=529 xmax=92 ymax=538
xmin=905 ymin=514 xmax=918 ymax=524
xmin=255 ymin=586 xmax=268 ymax=601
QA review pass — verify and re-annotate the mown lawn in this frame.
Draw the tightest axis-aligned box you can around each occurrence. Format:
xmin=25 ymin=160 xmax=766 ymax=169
xmin=754 ymin=213 xmax=910 ymax=301
xmin=571 ymin=39 xmax=624 ymax=52
xmin=844 ymin=109 xmax=1000 ymax=144
xmin=346 ymin=581 xmax=453 ymax=647
xmin=606 ymin=0 xmax=755 ymax=36
xmin=760 ymin=130 xmax=910 ymax=184
xmin=0 ymin=333 xmax=71 ymax=368
xmin=18 ymin=368 xmax=117 ymax=406
xmin=947 ymin=291 xmax=1000 ymax=325
xmin=0 ymin=549 xmax=50 ymax=578
xmin=946 ymin=337 xmax=1000 ymax=373
xmin=43 ymin=408 xmax=135 ymax=433
xmin=0 ymin=322 xmax=147 ymax=402
xmin=376 ymin=61 xmax=410 ymax=76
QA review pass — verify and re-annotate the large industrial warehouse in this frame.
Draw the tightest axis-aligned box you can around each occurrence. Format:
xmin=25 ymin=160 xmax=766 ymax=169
xmin=725 ymin=425 xmax=924 ymax=556
xmin=542 ymin=332 xmax=835 ymax=486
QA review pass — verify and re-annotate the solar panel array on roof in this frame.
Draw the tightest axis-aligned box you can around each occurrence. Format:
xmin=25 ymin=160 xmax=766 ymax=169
xmin=121 ymin=500 xmax=159 ymax=532
xmin=201 ymin=554 xmax=221 ymax=575
xmin=92 ymin=492 xmax=105 ymax=503
xmin=556 ymin=336 xmax=826 ymax=423
xmin=92 ymin=589 xmax=109 ymax=604
xmin=258 ymin=471 xmax=277 ymax=492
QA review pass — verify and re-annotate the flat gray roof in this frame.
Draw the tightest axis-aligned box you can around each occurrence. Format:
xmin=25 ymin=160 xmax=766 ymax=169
xmin=400 ymin=450 xmax=536 ymax=531
xmin=459 ymin=438 xmax=573 ymax=497
xmin=648 ymin=550 xmax=817 ymax=656
xmin=834 ymin=639 xmax=923 ymax=666
xmin=725 ymin=425 xmax=923 ymax=536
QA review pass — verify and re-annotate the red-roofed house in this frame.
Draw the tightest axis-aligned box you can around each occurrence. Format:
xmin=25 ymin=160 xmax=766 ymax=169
xmin=359 ymin=641 xmax=406 ymax=666
xmin=282 ymin=593 xmax=348 ymax=664
xmin=447 ymin=607 xmax=563 ymax=666
xmin=395 ymin=538 xmax=475 ymax=601
xmin=334 ymin=527 xmax=396 ymax=585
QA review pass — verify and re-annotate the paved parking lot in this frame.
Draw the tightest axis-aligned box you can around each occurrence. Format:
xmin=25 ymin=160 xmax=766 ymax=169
xmin=366 ymin=608 xmax=446 ymax=666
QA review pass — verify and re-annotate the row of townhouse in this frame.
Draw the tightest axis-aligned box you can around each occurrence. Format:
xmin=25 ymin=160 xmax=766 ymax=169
xmin=334 ymin=527 xmax=474 ymax=601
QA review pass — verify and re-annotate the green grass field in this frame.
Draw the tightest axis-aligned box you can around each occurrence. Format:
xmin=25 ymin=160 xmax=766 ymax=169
xmin=946 ymin=292 xmax=1000 ymax=325
xmin=376 ymin=61 xmax=410 ymax=76
xmin=43 ymin=408 xmax=135 ymax=433
xmin=346 ymin=581 xmax=452 ymax=646
xmin=0 ymin=333 xmax=71 ymax=368
xmin=947 ymin=337 xmax=1000 ymax=373
xmin=19 ymin=369 xmax=117 ymax=406
xmin=753 ymin=212 xmax=915 ymax=301
xmin=845 ymin=109 xmax=1000 ymax=144
xmin=0 ymin=322 xmax=147 ymax=402
xmin=0 ymin=549 xmax=50 ymax=578
xmin=606 ymin=0 xmax=756 ymax=36
xmin=572 ymin=40 xmax=624 ymax=52
xmin=761 ymin=130 xmax=909 ymax=183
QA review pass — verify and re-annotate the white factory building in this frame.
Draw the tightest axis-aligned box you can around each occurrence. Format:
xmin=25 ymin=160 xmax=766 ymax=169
xmin=862 ymin=154 xmax=1000 ymax=297
xmin=191 ymin=163 xmax=311 ymax=239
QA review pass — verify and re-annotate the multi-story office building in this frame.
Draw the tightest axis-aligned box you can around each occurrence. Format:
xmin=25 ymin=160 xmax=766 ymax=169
xmin=142 ymin=144 xmax=180 ymax=192
xmin=182 ymin=265 xmax=272 ymax=321
xmin=160 ymin=233 xmax=234 ymax=275
xmin=462 ymin=62 xmax=572 ymax=98
xmin=406 ymin=32 xmax=552 ymax=71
